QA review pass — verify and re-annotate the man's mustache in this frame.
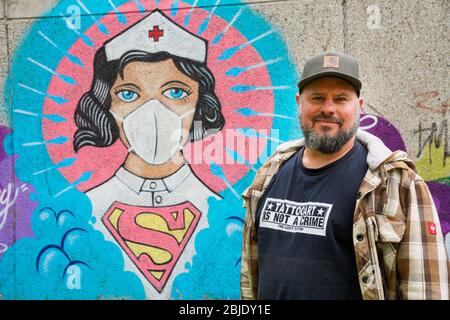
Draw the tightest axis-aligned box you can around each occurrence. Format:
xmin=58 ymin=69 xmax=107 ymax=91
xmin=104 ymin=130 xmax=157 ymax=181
xmin=312 ymin=113 xmax=344 ymax=126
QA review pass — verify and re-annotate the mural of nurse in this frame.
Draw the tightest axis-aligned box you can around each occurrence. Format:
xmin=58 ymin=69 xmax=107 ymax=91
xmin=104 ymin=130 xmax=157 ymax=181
xmin=72 ymin=10 xmax=225 ymax=299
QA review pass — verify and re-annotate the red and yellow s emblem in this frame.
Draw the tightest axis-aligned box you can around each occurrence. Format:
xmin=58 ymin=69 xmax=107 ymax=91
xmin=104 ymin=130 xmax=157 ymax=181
xmin=102 ymin=201 xmax=201 ymax=292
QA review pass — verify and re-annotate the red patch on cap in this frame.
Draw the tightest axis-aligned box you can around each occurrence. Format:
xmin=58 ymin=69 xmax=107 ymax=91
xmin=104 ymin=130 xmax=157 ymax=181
xmin=427 ymin=222 xmax=437 ymax=235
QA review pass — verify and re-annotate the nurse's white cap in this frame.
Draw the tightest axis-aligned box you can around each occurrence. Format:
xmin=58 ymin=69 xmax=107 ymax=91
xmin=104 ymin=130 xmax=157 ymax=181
xmin=104 ymin=9 xmax=207 ymax=63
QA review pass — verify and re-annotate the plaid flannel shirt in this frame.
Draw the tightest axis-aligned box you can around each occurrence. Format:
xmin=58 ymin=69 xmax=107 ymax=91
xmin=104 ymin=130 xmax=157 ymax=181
xmin=240 ymin=130 xmax=450 ymax=300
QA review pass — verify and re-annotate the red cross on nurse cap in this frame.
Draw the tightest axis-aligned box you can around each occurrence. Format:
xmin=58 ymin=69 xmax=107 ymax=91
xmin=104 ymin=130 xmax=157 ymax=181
xmin=104 ymin=9 xmax=207 ymax=63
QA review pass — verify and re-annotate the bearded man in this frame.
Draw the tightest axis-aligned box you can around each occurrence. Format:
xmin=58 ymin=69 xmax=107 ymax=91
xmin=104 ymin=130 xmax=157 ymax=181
xmin=240 ymin=51 xmax=449 ymax=300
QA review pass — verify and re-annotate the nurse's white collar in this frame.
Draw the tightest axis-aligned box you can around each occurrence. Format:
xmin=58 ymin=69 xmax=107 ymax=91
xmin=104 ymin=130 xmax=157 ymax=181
xmin=115 ymin=164 xmax=192 ymax=194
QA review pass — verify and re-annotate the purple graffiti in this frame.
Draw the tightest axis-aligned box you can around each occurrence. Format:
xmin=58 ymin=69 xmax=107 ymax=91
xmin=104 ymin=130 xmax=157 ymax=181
xmin=361 ymin=114 xmax=407 ymax=152
xmin=427 ymin=182 xmax=450 ymax=236
xmin=0 ymin=126 xmax=9 ymax=162
xmin=0 ymin=126 xmax=37 ymax=257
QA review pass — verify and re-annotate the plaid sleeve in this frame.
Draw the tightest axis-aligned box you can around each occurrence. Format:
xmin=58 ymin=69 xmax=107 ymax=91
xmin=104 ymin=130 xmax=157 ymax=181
xmin=397 ymin=171 xmax=450 ymax=299
xmin=240 ymin=202 xmax=258 ymax=300
xmin=240 ymin=154 xmax=278 ymax=300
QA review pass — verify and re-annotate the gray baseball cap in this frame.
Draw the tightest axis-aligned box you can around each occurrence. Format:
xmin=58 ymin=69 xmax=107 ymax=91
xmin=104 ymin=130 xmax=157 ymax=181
xmin=297 ymin=51 xmax=362 ymax=96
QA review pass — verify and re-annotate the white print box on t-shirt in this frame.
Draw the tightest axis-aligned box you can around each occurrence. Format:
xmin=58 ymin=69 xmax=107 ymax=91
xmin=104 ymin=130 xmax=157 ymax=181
xmin=259 ymin=198 xmax=333 ymax=237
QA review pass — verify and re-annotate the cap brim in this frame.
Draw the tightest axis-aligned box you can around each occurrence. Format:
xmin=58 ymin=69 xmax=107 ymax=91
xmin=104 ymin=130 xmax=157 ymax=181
xmin=298 ymin=71 xmax=362 ymax=94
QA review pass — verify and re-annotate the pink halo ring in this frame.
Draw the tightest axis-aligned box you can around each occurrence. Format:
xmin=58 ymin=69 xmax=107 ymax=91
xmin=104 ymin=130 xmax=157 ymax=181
xmin=42 ymin=0 xmax=274 ymax=193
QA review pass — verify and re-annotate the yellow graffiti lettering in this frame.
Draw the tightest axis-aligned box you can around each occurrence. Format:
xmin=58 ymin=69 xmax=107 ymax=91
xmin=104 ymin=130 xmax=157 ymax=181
xmin=416 ymin=143 xmax=450 ymax=181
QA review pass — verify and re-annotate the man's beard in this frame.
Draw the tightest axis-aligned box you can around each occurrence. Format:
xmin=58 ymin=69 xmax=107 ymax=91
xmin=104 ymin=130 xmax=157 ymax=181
xmin=300 ymin=109 xmax=360 ymax=154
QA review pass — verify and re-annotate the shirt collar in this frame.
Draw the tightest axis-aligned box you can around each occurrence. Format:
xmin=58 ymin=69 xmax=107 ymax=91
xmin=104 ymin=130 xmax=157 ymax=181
xmin=115 ymin=164 xmax=192 ymax=194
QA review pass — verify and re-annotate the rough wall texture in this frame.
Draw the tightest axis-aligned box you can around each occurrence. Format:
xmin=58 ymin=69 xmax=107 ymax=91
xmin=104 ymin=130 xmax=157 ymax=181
xmin=0 ymin=0 xmax=448 ymax=299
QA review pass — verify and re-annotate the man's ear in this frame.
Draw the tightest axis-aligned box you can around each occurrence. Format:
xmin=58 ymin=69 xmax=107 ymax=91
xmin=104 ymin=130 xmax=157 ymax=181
xmin=296 ymin=93 xmax=301 ymax=105
xmin=358 ymin=96 xmax=365 ymax=112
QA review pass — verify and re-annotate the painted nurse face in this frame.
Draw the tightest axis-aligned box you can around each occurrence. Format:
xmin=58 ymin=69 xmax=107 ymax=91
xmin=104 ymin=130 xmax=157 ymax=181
xmin=109 ymin=58 xmax=199 ymax=149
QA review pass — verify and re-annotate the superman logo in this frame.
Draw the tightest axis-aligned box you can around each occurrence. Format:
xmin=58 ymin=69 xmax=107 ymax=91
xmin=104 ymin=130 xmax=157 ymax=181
xmin=102 ymin=201 xmax=201 ymax=292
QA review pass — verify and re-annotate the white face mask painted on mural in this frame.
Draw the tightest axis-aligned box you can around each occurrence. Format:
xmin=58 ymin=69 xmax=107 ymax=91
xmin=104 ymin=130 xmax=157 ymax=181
xmin=111 ymin=99 xmax=195 ymax=165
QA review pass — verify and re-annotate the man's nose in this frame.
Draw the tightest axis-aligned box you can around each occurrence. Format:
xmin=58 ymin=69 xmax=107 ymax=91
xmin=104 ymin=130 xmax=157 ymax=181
xmin=320 ymin=98 xmax=337 ymax=115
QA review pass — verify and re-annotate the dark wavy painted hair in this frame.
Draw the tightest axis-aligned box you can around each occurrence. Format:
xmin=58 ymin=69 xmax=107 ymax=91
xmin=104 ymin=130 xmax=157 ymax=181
xmin=73 ymin=48 xmax=225 ymax=152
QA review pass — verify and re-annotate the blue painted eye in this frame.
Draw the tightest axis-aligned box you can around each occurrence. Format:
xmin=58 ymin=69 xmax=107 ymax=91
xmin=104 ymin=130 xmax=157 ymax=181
xmin=117 ymin=90 xmax=139 ymax=102
xmin=163 ymin=88 xmax=189 ymax=100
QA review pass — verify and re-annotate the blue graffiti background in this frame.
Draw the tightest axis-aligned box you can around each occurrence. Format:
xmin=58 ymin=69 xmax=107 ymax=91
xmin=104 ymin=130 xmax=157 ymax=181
xmin=0 ymin=0 xmax=299 ymax=299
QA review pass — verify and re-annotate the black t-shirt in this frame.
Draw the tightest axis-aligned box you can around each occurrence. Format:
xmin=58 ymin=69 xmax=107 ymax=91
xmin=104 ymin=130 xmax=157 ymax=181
xmin=256 ymin=140 xmax=368 ymax=300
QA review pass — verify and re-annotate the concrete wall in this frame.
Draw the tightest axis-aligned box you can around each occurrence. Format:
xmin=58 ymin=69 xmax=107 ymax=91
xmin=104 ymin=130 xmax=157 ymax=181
xmin=0 ymin=0 xmax=448 ymax=299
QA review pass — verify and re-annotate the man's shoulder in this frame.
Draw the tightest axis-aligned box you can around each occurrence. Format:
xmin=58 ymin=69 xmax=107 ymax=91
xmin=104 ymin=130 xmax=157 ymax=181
xmin=381 ymin=151 xmax=418 ymax=175
xmin=242 ymin=139 xmax=303 ymax=199
xmin=373 ymin=151 xmax=427 ymax=191
xmin=275 ymin=139 xmax=304 ymax=154
xmin=356 ymin=130 xmax=417 ymax=172
xmin=261 ymin=139 xmax=304 ymax=172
